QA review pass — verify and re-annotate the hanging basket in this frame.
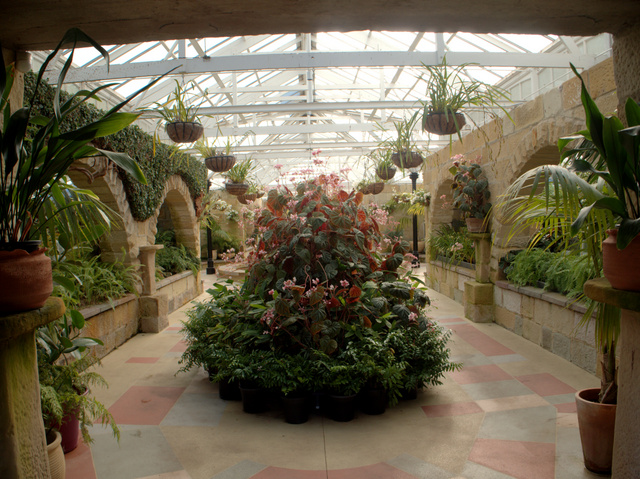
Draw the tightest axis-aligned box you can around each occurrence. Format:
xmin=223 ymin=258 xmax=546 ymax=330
xmin=205 ymin=155 xmax=236 ymax=173
xmin=391 ymin=151 xmax=423 ymax=169
xmin=370 ymin=182 xmax=384 ymax=195
xmin=225 ymin=182 xmax=249 ymax=196
xmin=165 ymin=121 xmax=204 ymax=143
xmin=238 ymin=193 xmax=257 ymax=205
xmin=376 ymin=165 xmax=396 ymax=181
xmin=358 ymin=185 xmax=373 ymax=195
xmin=422 ymin=112 xmax=466 ymax=136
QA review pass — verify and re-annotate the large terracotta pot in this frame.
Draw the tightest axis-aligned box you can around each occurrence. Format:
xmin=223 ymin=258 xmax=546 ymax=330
xmin=602 ymin=229 xmax=640 ymax=291
xmin=205 ymin=155 xmax=236 ymax=173
xmin=575 ymin=388 xmax=616 ymax=474
xmin=422 ymin=112 xmax=466 ymax=136
xmin=465 ymin=217 xmax=487 ymax=233
xmin=0 ymin=243 xmax=52 ymax=314
xmin=165 ymin=121 xmax=204 ymax=143
xmin=46 ymin=431 xmax=65 ymax=479
xmin=391 ymin=151 xmax=423 ymax=169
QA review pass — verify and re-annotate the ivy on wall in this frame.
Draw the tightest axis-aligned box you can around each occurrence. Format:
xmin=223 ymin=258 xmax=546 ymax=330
xmin=23 ymin=72 xmax=208 ymax=221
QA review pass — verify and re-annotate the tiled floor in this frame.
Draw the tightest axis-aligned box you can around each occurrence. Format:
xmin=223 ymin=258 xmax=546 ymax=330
xmin=65 ymin=269 xmax=606 ymax=479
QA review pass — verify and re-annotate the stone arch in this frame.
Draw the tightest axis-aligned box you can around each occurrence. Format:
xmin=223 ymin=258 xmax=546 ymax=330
xmin=147 ymin=175 xmax=200 ymax=254
xmin=67 ymin=156 xmax=140 ymax=264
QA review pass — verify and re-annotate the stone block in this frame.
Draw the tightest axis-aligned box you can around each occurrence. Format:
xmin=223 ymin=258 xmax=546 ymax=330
xmin=493 ymin=287 xmax=503 ymax=307
xmin=495 ymin=306 xmax=516 ymax=330
xmin=514 ymin=314 xmax=524 ymax=336
xmin=552 ymin=332 xmax=571 ymax=360
xmin=542 ymin=87 xmax=562 ymax=117
xmin=513 ymin=96 xmax=544 ymax=128
xmin=571 ymin=340 xmax=597 ymax=374
xmin=522 ymin=318 xmax=542 ymax=345
xmin=541 ymin=326 xmax=552 ymax=351
xmin=520 ymin=294 xmax=534 ymax=319
xmin=464 ymin=281 xmax=494 ymax=305
xmin=453 ymin=288 xmax=464 ymax=305
xmin=464 ymin=303 xmax=494 ymax=323
xmin=502 ymin=289 xmax=521 ymax=313
xmin=140 ymin=294 xmax=169 ymax=333
xmin=533 ymin=298 xmax=552 ymax=326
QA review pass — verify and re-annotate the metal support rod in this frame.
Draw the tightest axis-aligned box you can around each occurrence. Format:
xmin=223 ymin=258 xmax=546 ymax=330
xmin=206 ymin=180 xmax=216 ymax=275
xmin=410 ymin=171 xmax=420 ymax=267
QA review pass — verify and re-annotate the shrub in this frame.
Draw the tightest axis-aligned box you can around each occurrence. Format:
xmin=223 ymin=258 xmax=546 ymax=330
xmin=429 ymin=224 xmax=475 ymax=264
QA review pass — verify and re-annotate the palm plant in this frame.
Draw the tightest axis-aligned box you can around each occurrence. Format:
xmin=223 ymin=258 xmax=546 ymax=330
xmin=223 ymin=158 xmax=255 ymax=184
xmin=155 ymin=80 xmax=202 ymax=123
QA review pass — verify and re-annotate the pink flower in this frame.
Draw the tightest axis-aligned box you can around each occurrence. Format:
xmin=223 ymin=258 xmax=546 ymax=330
xmin=340 ymin=279 xmax=349 ymax=287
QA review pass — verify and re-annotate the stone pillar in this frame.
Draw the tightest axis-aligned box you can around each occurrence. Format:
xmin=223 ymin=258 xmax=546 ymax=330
xmin=0 ymin=297 xmax=65 ymax=479
xmin=138 ymin=245 xmax=169 ymax=333
xmin=612 ymin=25 xmax=640 ymax=121
xmin=583 ymin=278 xmax=640 ymax=478
xmin=464 ymin=233 xmax=494 ymax=323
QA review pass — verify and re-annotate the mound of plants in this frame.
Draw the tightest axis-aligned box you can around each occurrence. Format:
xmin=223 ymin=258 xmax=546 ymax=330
xmin=155 ymin=230 xmax=200 ymax=278
xmin=429 ymin=224 xmax=475 ymax=265
xmin=180 ymin=177 xmax=459 ymax=412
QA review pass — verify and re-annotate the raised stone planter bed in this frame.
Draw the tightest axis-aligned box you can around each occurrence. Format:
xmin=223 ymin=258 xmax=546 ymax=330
xmin=426 ymin=259 xmax=475 ymax=304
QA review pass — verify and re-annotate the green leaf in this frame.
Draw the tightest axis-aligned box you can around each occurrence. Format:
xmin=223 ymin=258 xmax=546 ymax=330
xmin=69 ymin=309 xmax=85 ymax=330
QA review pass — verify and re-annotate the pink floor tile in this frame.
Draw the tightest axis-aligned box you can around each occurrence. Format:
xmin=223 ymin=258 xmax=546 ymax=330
xmin=126 ymin=357 xmax=160 ymax=364
xmin=469 ymin=438 xmax=555 ymax=479
xmin=422 ymin=401 xmax=484 ymax=417
xmin=64 ymin=439 xmax=96 ymax=479
xmin=516 ymin=373 xmax=575 ymax=396
xmin=450 ymin=364 xmax=513 ymax=385
xmin=448 ymin=324 xmax=515 ymax=356
xmin=170 ymin=340 xmax=188 ymax=352
xmin=328 ymin=463 xmax=419 ymax=479
xmin=108 ymin=386 xmax=185 ymax=425
xmin=554 ymin=402 xmax=577 ymax=413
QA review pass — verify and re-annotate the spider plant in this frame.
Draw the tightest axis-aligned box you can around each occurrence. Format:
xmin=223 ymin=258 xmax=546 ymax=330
xmin=223 ymin=158 xmax=255 ymax=184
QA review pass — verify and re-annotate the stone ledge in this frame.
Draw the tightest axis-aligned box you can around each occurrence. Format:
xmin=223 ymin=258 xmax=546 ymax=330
xmin=79 ymin=294 xmax=137 ymax=320
xmin=430 ymin=260 xmax=476 ymax=278
xmin=495 ymin=280 xmax=588 ymax=315
xmin=157 ymin=270 xmax=194 ymax=290
xmin=584 ymin=277 xmax=640 ymax=312
xmin=0 ymin=297 xmax=65 ymax=341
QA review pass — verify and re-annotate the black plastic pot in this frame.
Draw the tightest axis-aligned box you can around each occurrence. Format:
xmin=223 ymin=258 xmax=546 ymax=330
xmin=219 ymin=378 xmax=241 ymax=401
xmin=327 ymin=394 xmax=357 ymax=422
xmin=239 ymin=383 xmax=268 ymax=413
xmin=400 ymin=387 xmax=418 ymax=400
xmin=359 ymin=387 xmax=388 ymax=415
xmin=281 ymin=393 xmax=311 ymax=424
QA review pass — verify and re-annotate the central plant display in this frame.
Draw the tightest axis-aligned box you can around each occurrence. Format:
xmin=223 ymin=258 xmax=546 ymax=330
xmin=181 ymin=176 xmax=459 ymax=422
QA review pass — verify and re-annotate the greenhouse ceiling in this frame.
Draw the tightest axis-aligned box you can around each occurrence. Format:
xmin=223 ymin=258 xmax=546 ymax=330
xmin=36 ymin=31 xmax=611 ymax=187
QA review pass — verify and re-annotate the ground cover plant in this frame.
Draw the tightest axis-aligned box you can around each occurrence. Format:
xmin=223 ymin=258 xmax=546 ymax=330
xmin=180 ymin=176 xmax=459 ymax=406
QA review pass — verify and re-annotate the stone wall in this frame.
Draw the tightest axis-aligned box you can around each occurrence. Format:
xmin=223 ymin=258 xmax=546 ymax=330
xmin=427 ymin=260 xmax=475 ymax=304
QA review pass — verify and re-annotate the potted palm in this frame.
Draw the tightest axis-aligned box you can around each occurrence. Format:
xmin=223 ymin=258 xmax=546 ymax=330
xmin=0 ymin=28 xmax=150 ymax=314
xmin=156 ymin=80 xmax=204 ymax=143
xmin=420 ymin=57 xmax=512 ymax=139
xmin=448 ymin=156 xmax=492 ymax=232
xmin=223 ymin=159 xmax=255 ymax=196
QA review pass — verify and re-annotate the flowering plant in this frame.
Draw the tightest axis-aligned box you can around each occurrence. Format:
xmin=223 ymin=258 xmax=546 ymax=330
xmin=448 ymin=155 xmax=491 ymax=219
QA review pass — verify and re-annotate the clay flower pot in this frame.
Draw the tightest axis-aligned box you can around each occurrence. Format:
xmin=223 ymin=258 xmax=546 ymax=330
xmin=602 ymin=229 xmax=640 ymax=291
xmin=0 ymin=243 xmax=52 ymax=313
xmin=465 ymin=217 xmax=488 ymax=233
xmin=46 ymin=431 xmax=65 ymax=479
xmin=575 ymin=388 xmax=616 ymax=474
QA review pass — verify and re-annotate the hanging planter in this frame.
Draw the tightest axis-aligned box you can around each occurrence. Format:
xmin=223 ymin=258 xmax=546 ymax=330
xmin=370 ymin=182 xmax=385 ymax=195
xmin=205 ymin=155 xmax=236 ymax=173
xmin=422 ymin=112 xmax=466 ymax=136
xmin=391 ymin=151 xmax=423 ymax=169
xmin=0 ymin=242 xmax=52 ymax=314
xmin=165 ymin=121 xmax=204 ymax=143
xmin=225 ymin=182 xmax=249 ymax=197
xmin=376 ymin=164 xmax=396 ymax=181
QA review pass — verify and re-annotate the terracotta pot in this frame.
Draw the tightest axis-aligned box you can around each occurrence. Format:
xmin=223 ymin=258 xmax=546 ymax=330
xmin=46 ymin=430 xmax=65 ymax=479
xmin=602 ymin=229 xmax=640 ymax=291
xmin=56 ymin=387 xmax=89 ymax=453
xmin=370 ymin=182 xmax=384 ymax=195
xmin=391 ymin=151 xmax=423 ymax=169
xmin=422 ymin=112 xmax=466 ymax=136
xmin=165 ymin=121 xmax=204 ymax=143
xmin=575 ymin=388 xmax=616 ymax=474
xmin=376 ymin=165 xmax=396 ymax=181
xmin=205 ymin=155 xmax=236 ymax=173
xmin=465 ymin=217 xmax=487 ymax=233
xmin=225 ymin=182 xmax=249 ymax=196
xmin=0 ymin=244 xmax=52 ymax=313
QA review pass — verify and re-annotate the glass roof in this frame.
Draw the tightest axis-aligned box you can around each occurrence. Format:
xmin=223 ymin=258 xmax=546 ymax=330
xmin=35 ymin=31 xmax=611 ymax=188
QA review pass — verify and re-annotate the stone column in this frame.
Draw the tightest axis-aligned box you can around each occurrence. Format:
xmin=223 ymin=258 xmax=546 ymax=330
xmin=612 ymin=26 xmax=640 ymax=121
xmin=464 ymin=233 xmax=494 ymax=323
xmin=138 ymin=245 xmax=169 ymax=333
xmin=0 ymin=297 xmax=65 ymax=479
xmin=583 ymin=278 xmax=640 ymax=478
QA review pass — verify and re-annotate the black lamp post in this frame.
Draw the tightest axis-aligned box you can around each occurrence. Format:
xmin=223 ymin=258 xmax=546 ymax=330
xmin=409 ymin=171 xmax=420 ymax=267
xmin=206 ymin=180 xmax=216 ymax=275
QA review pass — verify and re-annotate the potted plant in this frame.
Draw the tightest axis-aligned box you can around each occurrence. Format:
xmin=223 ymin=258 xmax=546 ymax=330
xmin=155 ymin=80 xmax=204 ymax=143
xmin=196 ymin=138 xmax=236 ymax=173
xmin=370 ymin=149 xmax=397 ymax=181
xmin=238 ymin=180 xmax=262 ymax=204
xmin=271 ymin=352 xmax=317 ymax=424
xmin=223 ymin=159 xmax=255 ymax=196
xmin=318 ymin=347 xmax=367 ymax=422
xmin=448 ymin=155 xmax=491 ymax=232
xmin=356 ymin=176 xmax=384 ymax=195
xmin=0 ymin=29 xmax=151 ymax=314
xmin=420 ymin=57 xmax=512 ymax=139
xmin=383 ymin=112 xmax=424 ymax=170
